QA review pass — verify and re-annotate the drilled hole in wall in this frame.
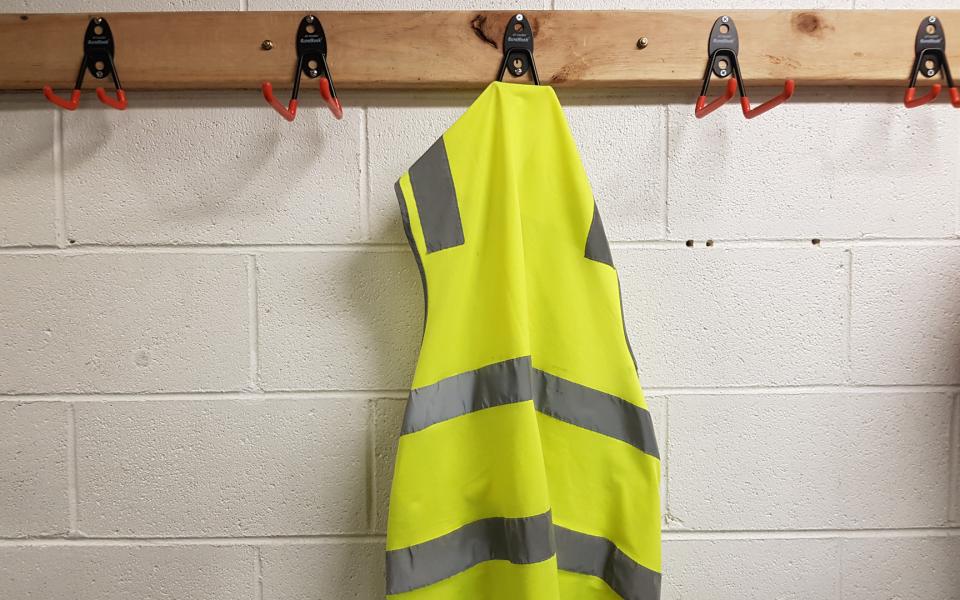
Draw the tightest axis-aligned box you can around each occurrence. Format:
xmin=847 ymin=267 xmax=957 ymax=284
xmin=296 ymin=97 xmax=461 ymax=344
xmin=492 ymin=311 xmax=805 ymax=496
xmin=685 ymin=240 xmax=694 ymax=247
xmin=811 ymin=238 xmax=821 ymax=246
xmin=705 ymin=239 xmax=715 ymax=247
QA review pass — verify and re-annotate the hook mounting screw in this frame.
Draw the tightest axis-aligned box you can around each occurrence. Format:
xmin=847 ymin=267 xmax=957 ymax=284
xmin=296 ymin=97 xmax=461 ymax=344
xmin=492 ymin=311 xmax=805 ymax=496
xmin=261 ymin=39 xmax=274 ymax=51
xmin=637 ymin=37 xmax=649 ymax=49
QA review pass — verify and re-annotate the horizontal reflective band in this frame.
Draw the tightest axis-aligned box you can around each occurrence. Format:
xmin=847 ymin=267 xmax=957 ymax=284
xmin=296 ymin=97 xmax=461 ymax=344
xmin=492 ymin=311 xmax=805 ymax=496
xmin=402 ymin=356 xmax=533 ymax=435
xmin=402 ymin=357 xmax=658 ymax=459
xmin=532 ymin=370 xmax=659 ymax=459
xmin=386 ymin=510 xmax=556 ymax=595
xmin=555 ymin=526 xmax=662 ymax=600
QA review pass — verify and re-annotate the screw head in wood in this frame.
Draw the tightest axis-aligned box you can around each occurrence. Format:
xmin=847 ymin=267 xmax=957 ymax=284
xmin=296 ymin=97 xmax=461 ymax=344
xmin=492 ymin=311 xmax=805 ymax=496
xmin=261 ymin=39 xmax=274 ymax=50
xmin=637 ymin=37 xmax=649 ymax=49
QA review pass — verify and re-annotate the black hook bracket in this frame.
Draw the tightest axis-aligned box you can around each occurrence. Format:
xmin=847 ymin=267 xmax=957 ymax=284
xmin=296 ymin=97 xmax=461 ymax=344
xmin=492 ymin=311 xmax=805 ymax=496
xmin=695 ymin=15 xmax=794 ymax=119
xmin=43 ymin=16 xmax=126 ymax=110
xmin=496 ymin=13 xmax=540 ymax=85
xmin=261 ymin=15 xmax=343 ymax=121
xmin=904 ymin=16 xmax=959 ymax=108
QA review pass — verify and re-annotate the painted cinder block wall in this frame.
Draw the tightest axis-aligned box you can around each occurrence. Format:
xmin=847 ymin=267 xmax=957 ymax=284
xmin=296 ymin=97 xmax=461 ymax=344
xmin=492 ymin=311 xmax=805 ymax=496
xmin=1 ymin=0 xmax=959 ymax=598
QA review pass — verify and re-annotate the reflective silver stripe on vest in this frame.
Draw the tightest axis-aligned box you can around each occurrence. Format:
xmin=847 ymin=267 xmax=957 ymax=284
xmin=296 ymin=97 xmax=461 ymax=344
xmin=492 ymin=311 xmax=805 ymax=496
xmin=555 ymin=526 xmax=662 ymax=600
xmin=584 ymin=203 xmax=614 ymax=267
xmin=401 ymin=357 xmax=658 ymax=459
xmin=385 ymin=510 xmax=556 ymax=595
xmin=408 ymin=137 xmax=465 ymax=254
xmin=402 ymin=356 xmax=533 ymax=435
xmin=532 ymin=369 xmax=659 ymax=459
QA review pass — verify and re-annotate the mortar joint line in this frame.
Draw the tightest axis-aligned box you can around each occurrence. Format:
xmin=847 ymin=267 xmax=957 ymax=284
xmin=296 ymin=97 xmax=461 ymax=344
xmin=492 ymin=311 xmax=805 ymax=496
xmin=845 ymin=248 xmax=853 ymax=385
xmin=66 ymin=402 xmax=79 ymax=536
xmin=255 ymin=545 xmax=264 ymax=600
xmin=661 ymin=105 xmax=670 ymax=240
xmin=360 ymin=106 xmax=371 ymax=242
xmin=948 ymin=392 xmax=959 ymax=526
xmin=246 ymin=255 xmax=261 ymax=393
xmin=367 ymin=398 xmax=377 ymax=532
xmin=53 ymin=109 xmax=66 ymax=248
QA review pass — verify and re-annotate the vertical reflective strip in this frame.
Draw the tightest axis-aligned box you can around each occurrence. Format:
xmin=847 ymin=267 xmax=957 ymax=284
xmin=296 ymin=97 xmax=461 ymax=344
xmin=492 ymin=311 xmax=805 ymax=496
xmin=402 ymin=356 xmax=532 ymax=435
xmin=583 ymin=203 xmax=637 ymax=370
xmin=408 ymin=137 xmax=465 ymax=253
xmin=395 ymin=181 xmax=428 ymax=330
xmin=533 ymin=370 xmax=659 ymax=459
xmin=555 ymin=526 xmax=662 ymax=600
xmin=386 ymin=511 xmax=556 ymax=595
xmin=584 ymin=204 xmax=614 ymax=267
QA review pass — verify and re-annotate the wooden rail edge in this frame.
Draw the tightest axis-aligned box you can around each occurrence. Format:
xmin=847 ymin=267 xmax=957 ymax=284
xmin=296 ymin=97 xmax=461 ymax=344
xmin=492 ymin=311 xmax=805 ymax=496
xmin=1 ymin=10 xmax=958 ymax=90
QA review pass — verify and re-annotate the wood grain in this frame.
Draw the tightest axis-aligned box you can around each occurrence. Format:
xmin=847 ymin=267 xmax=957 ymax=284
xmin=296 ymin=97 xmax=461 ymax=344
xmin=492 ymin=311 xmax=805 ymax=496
xmin=1 ymin=10 xmax=957 ymax=90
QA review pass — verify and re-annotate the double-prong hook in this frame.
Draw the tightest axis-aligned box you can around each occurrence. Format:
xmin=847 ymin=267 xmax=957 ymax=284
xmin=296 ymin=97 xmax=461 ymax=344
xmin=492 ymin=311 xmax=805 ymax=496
xmin=496 ymin=14 xmax=540 ymax=85
xmin=904 ymin=16 xmax=960 ymax=108
xmin=43 ymin=17 xmax=127 ymax=111
xmin=695 ymin=16 xmax=794 ymax=119
xmin=262 ymin=15 xmax=343 ymax=122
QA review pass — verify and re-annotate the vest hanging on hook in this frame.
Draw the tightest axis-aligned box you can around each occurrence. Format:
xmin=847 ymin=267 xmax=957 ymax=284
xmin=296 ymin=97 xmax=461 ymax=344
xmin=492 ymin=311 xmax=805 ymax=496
xmin=42 ymin=17 xmax=127 ymax=111
xmin=694 ymin=16 xmax=794 ymax=119
xmin=261 ymin=15 xmax=343 ymax=122
xmin=904 ymin=16 xmax=960 ymax=108
xmin=496 ymin=14 xmax=540 ymax=85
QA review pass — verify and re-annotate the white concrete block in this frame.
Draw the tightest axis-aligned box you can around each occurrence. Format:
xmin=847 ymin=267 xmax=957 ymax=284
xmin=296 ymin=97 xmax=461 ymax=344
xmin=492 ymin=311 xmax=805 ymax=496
xmin=615 ymin=247 xmax=848 ymax=387
xmin=0 ymin=253 xmax=249 ymax=394
xmin=75 ymin=398 xmax=369 ymax=536
xmin=0 ymin=544 xmax=257 ymax=600
xmin=0 ymin=96 xmax=55 ymax=247
xmin=260 ymin=542 xmax=385 ymax=600
xmin=63 ymin=94 xmax=363 ymax=245
xmin=257 ymin=250 xmax=422 ymax=391
xmin=0 ymin=402 xmax=69 ymax=537
xmin=666 ymin=91 xmax=959 ymax=240
xmin=374 ymin=397 xmax=405 ymax=533
xmin=841 ymin=536 xmax=960 ymax=600
xmin=668 ymin=393 xmax=953 ymax=530
xmin=562 ymin=101 xmax=666 ymax=241
xmin=367 ymin=102 xmax=469 ymax=243
xmin=852 ymin=247 xmax=960 ymax=385
xmin=662 ymin=538 xmax=841 ymax=600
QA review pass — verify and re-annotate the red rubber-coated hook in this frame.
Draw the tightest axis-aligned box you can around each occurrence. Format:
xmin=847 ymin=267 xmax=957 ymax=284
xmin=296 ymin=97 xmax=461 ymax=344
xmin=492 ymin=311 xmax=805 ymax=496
xmin=262 ymin=82 xmax=298 ymax=122
xmin=741 ymin=80 xmax=796 ymax=119
xmin=96 ymin=87 xmax=127 ymax=110
xmin=948 ymin=87 xmax=960 ymax=107
xmin=319 ymin=77 xmax=343 ymax=120
xmin=904 ymin=84 xmax=942 ymax=108
xmin=42 ymin=87 xmax=82 ymax=111
xmin=695 ymin=78 xmax=737 ymax=119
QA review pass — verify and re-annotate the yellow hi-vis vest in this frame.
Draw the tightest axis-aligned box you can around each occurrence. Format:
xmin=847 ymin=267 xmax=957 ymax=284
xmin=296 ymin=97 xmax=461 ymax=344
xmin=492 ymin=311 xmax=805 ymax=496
xmin=387 ymin=81 xmax=661 ymax=600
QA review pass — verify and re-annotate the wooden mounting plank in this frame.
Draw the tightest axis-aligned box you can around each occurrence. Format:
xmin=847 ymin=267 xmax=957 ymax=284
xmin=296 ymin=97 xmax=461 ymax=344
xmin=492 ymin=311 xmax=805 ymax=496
xmin=1 ymin=10 xmax=958 ymax=91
